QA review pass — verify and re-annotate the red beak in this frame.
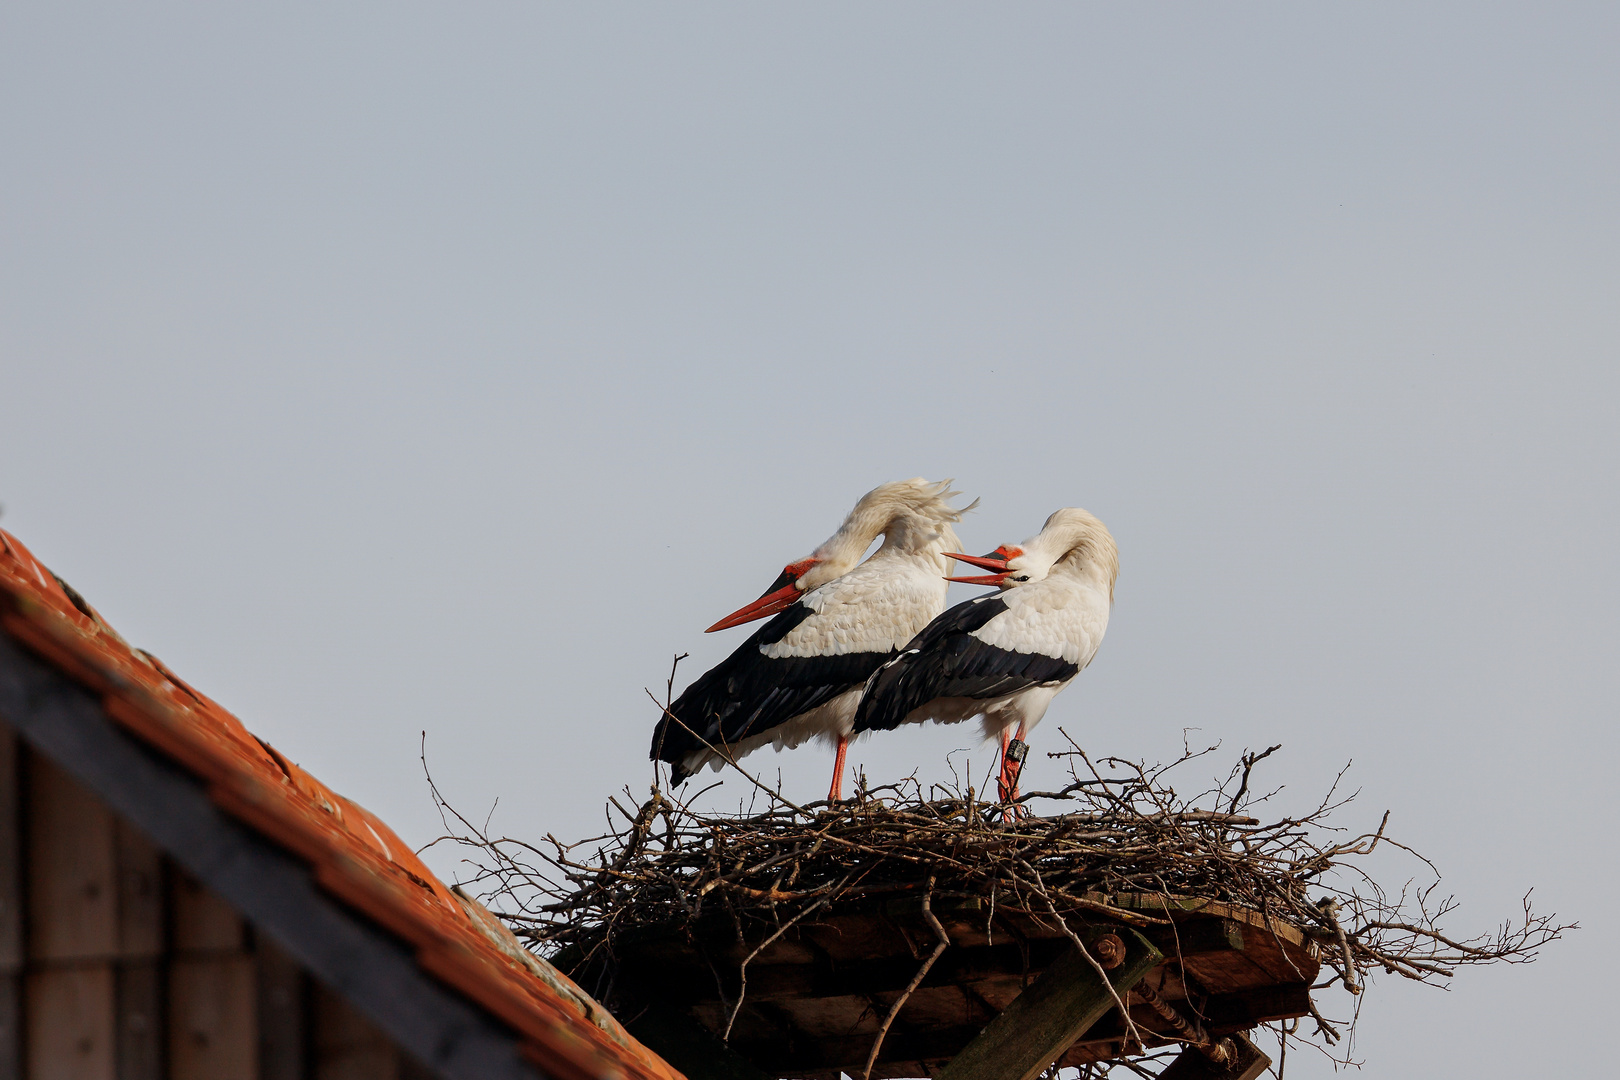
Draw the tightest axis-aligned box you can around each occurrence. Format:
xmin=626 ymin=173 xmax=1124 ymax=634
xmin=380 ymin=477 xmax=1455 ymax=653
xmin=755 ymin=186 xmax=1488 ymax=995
xmin=706 ymin=557 xmax=820 ymax=633
xmin=944 ymin=551 xmax=1012 ymax=586
xmin=705 ymin=582 xmax=801 ymax=632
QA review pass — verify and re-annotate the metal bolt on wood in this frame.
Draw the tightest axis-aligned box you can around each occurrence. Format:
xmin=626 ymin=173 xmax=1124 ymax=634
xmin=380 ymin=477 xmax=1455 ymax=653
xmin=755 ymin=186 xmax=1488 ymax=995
xmin=1090 ymin=933 xmax=1124 ymax=970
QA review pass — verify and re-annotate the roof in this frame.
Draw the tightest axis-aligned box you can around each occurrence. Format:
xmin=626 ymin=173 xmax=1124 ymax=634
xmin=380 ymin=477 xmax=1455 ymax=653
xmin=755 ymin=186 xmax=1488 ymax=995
xmin=0 ymin=526 xmax=682 ymax=1080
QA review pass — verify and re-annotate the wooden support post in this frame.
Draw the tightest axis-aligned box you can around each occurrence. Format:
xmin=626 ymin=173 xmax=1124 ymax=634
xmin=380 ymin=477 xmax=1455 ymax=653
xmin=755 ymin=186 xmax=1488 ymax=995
xmin=936 ymin=927 xmax=1162 ymax=1080
xmin=1156 ymin=1031 xmax=1271 ymax=1080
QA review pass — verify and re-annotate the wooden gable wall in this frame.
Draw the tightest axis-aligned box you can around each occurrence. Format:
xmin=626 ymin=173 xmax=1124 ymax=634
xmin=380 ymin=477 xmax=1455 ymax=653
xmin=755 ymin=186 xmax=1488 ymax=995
xmin=0 ymin=722 xmax=434 ymax=1080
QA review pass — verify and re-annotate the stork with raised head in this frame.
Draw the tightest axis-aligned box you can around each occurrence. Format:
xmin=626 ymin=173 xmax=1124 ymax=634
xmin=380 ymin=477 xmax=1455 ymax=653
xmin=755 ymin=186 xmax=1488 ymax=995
xmin=853 ymin=508 xmax=1118 ymax=805
xmin=651 ymin=479 xmax=976 ymax=800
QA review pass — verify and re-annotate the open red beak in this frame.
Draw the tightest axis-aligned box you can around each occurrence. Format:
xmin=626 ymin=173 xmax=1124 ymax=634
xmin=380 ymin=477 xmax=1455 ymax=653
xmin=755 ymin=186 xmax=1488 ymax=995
xmin=944 ymin=551 xmax=1012 ymax=586
xmin=705 ymin=582 xmax=803 ymax=632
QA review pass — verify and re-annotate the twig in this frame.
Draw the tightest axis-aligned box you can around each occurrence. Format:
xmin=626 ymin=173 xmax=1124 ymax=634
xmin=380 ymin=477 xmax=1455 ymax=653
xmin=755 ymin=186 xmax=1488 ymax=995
xmin=861 ymin=875 xmax=950 ymax=1080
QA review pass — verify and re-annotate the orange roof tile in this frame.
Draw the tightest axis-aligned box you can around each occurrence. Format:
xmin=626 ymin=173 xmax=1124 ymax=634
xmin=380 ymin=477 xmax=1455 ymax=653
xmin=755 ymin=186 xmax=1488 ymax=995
xmin=0 ymin=527 xmax=682 ymax=1080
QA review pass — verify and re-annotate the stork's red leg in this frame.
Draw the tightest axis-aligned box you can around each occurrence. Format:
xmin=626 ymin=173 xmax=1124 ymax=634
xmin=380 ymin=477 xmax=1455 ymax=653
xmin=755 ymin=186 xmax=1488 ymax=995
xmin=998 ymin=723 xmax=1028 ymax=818
xmin=828 ymin=735 xmax=849 ymax=803
xmin=996 ymin=727 xmax=1014 ymax=802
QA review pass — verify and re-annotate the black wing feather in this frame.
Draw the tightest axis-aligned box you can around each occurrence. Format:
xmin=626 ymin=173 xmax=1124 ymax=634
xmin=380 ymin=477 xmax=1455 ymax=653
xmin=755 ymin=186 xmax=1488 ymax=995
xmin=651 ymin=602 xmax=895 ymax=782
xmin=853 ymin=595 xmax=1079 ymax=733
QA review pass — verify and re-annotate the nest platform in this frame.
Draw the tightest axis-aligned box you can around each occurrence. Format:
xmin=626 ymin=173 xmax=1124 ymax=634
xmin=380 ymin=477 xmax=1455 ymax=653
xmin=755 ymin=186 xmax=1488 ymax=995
xmin=601 ymin=890 xmax=1316 ymax=1079
xmin=456 ymin=752 xmax=1565 ymax=1079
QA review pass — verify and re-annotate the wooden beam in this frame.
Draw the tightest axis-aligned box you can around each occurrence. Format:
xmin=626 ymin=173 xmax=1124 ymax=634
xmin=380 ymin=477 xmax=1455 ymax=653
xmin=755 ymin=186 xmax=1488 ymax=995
xmin=1156 ymin=1031 xmax=1271 ymax=1080
xmin=1154 ymin=917 xmax=1244 ymax=957
xmin=1201 ymin=982 xmax=1312 ymax=1029
xmin=936 ymin=927 xmax=1162 ymax=1080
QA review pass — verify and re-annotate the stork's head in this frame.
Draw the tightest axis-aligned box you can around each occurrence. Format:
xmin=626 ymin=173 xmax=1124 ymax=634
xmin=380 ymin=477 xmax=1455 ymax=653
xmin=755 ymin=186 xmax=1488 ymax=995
xmin=704 ymin=555 xmax=828 ymax=632
xmin=943 ymin=544 xmax=1042 ymax=588
xmin=705 ymin=478 xmax=976 ymax=632
xmin=945 ymin=508 xmax=1117 ymax=597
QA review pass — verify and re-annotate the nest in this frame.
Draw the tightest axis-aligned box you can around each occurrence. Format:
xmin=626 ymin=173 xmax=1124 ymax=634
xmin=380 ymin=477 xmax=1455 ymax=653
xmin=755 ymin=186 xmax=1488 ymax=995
xmin=429 ymin=736 xmax=1568 ymax=1077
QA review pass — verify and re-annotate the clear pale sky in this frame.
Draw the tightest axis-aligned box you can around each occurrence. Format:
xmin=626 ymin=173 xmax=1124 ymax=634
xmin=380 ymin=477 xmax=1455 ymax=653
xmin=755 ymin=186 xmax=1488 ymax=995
xmin=3 ymin=5 xmax=1614 ymax=1076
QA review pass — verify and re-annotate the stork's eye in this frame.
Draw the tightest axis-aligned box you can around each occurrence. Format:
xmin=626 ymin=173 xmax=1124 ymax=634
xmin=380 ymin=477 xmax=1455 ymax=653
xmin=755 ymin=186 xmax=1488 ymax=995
xmin=1013 ymin=574 xmax=1031 ymax=582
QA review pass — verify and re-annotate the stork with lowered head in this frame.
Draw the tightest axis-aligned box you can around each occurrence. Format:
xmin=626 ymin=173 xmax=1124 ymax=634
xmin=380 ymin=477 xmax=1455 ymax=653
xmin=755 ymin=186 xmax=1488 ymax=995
xmin=854 ymin=507 xmax=1118 ymax=804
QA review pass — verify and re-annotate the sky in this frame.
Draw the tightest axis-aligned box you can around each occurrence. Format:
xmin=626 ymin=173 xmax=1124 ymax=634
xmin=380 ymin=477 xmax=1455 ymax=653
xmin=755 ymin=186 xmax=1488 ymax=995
xmin=2 ymin=4 xmax=1616 ymax=1076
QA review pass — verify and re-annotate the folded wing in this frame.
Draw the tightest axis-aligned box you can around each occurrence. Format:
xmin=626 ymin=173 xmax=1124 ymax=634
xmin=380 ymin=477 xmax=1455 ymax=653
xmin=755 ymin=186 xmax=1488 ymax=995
xmin=854 ymin=595 xmax=1080 ymax=733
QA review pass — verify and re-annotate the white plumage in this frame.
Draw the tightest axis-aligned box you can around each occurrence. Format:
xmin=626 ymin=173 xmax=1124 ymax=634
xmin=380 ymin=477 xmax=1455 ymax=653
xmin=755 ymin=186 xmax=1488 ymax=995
xmin=853 ymin=507 xmax=1118 ymax=800
xmin=652 ymin=479 xmax=975 ymax=799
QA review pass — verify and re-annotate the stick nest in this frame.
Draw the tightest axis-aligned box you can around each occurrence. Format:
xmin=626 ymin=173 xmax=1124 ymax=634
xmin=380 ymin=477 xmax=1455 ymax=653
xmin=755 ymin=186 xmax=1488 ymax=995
xmin=427 ymin=735 xmax=1569 ymax=1075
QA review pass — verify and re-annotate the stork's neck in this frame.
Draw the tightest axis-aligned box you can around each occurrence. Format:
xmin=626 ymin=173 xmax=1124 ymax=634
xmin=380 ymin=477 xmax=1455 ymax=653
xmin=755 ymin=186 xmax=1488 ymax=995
xmin=1025 ymin=513 xmax=1119 ymax=604
xmin=1051 ymin=552 xmax=1116 ymax=595
xmin=869 ymin=516 xmax=963 ymax=576
xmin=805 ymin=479 xmax=974 ymax=586
xmin=1049 ymin=538 xmax=1119 ymax=603
xmin=808 ymin=506 xmax=892 ymax=579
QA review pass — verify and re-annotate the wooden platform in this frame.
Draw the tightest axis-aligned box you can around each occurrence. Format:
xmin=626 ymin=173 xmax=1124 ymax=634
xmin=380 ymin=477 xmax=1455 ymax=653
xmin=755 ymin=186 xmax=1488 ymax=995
xmin=600 ymin=894 xmax=1319 ymax=1079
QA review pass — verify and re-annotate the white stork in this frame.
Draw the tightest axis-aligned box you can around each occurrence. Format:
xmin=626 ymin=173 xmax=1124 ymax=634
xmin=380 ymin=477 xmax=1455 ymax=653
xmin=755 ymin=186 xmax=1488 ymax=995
xmin=651 ymin=479 xmax=975 ymax=800
xmin=853 ymin=508 xmax=1118 ymax=804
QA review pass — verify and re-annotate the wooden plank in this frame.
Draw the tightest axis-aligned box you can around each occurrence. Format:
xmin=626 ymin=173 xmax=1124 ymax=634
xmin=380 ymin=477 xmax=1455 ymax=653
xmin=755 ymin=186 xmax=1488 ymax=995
xmin=173 ymin=871 xmax=244 ymax=953
xmin=116 ymin=960 xmax=163 ymax=1080
xmin=258 ymin=936 xmax=306 ymax=1080
xmin=27 ymin=751 xmax=118 ymax=961
xmin=0 ymin=632 xmax=541 ymax=1080
xmin=170 ymin=955 xmax=258 ymax=1080
xmin=1155 ymin=1031 xmax=1271 ymax=1080
xmin=0 ymin=974 xmax=19 ymax=1080
xmin=1202 ymin=982 xmax=1313 ymax=1030
xmin=313 ymin=980 xmax=400 ymax=1080
xmin=26 ymin=965 xmax=117 ymax=1080
xmin=936 ymin=928 xmax=1162 ymax=1080
xmin=115 ymin=820 xmax=164 ymax=959
xmin=1156 ymin=917 xmax=1244 ymax=958
xmin=621 ymin=934 xmax=1076 ymax=1006
xmin=1106 ymin=895 xmax=1310 ymax=950
xmin=0 ymin=723 xmax=20 ymax=1080
xmin=0 ymin=722 xmax=21 ymax=972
